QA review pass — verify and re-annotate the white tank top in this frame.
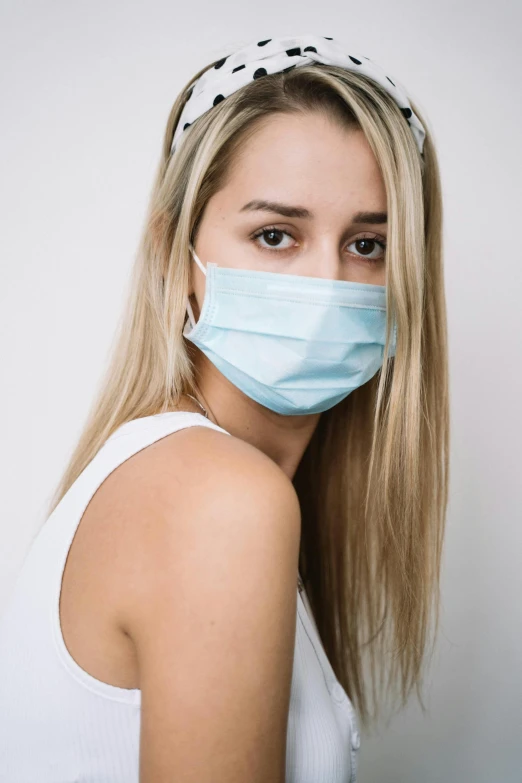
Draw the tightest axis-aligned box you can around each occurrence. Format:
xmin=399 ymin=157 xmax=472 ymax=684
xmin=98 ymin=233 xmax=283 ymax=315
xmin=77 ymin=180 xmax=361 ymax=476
xmin=0 ymin=411 xmax=360 ymax=782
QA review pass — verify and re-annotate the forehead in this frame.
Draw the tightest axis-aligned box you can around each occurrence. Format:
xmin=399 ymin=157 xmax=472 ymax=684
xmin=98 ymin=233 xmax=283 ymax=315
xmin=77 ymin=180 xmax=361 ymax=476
xmin=220 ymin=111 xmax=386 ymax=212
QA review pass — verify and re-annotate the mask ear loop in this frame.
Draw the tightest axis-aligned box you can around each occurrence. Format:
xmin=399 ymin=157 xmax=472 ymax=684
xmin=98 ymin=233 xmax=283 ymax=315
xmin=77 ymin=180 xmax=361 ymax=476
xmin=189 ymin=243 xmax=207 ymax=276
xmin=186 ymin=244 xmax=207 ymax=328
xmin=186 ymin=296 xmax=197 ymax=329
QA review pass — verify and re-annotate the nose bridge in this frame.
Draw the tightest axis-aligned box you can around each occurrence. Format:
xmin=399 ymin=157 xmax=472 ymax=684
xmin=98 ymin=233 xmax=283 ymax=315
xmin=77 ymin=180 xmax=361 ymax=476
xmin=310 ymin=240 xmax=344 ymax=281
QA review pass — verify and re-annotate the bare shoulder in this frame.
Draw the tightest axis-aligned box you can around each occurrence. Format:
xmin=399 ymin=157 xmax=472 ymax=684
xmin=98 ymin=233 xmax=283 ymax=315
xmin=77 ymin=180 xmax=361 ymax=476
xmin=104 ymin=423 xmax=301 ymax=781
xmin=109 ymin=421 xmax=301 ymax=536
xmin=98 ymin=422 xmax=301 ymax=595
xmin=111 ymin=421 xmax=302 ymax=616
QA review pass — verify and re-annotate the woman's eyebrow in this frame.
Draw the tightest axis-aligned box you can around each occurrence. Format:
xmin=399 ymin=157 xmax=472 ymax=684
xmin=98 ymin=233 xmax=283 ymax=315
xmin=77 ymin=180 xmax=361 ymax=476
xmin=239 ymin=199 xmax=387 ymax=224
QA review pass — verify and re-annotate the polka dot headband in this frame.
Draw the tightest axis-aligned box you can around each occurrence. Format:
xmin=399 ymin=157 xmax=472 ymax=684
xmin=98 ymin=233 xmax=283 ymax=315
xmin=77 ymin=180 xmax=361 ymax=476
xmin=171 ymin=34 xmax=426 ymax=156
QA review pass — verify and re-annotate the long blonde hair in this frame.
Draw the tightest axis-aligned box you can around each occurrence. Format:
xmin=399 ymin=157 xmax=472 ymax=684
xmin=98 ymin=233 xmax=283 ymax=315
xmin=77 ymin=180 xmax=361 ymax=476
xmin=46 ymin=59 xmax=449 ymax=729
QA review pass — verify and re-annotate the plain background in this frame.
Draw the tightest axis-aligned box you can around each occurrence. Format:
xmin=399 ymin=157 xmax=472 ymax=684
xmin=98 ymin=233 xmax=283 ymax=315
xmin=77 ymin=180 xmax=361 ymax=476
xmin=1 ymin=1 xmax=521 ymax=781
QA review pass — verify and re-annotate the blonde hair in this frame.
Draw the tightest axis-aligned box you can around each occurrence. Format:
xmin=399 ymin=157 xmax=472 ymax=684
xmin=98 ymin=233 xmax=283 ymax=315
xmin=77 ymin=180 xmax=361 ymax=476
xmin=46 ymin=58 xmax=449 ymax=729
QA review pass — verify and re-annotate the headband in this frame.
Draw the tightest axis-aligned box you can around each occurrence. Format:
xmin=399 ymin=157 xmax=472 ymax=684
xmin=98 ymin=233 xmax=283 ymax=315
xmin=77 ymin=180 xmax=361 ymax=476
xmin=170 ymin=34 xmax=426 ymax=156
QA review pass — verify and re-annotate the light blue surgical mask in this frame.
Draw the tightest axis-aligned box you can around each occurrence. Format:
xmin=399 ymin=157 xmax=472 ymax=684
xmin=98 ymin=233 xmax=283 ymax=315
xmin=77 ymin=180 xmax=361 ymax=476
xmin=183 ymin=244 xmax=397 ymax=416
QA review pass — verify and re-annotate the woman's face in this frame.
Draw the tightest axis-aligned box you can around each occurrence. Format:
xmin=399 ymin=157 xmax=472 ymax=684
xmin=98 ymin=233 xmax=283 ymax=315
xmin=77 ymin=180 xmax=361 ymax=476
xmin=190 ymin=110 xmax=388 ymax=314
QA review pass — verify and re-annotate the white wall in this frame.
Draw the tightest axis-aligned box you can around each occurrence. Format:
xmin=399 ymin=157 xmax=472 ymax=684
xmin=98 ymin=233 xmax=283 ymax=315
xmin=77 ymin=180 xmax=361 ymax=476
xmin=1 ymin=1 xmax=520 ymax=781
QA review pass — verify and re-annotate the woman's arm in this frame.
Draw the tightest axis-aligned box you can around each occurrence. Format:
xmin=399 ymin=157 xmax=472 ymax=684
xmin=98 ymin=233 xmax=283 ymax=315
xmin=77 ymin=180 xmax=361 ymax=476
xmin=112 ymin=427 xmax=302 ymax=783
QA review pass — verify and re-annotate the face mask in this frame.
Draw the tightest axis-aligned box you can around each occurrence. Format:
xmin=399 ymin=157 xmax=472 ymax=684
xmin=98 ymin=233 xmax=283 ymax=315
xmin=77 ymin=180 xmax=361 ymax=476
xmin=183 ymin=245 xmax=397 ymax=416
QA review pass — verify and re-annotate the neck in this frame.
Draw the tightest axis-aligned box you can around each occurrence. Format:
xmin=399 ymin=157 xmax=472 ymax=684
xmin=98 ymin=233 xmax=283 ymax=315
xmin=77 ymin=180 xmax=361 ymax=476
xmin=191 ymin=353 xmax=321 ymax=481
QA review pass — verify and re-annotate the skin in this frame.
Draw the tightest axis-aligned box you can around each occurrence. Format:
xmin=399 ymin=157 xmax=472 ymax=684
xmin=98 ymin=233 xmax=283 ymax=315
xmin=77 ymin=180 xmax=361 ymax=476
xmin=183 ymin=110 xmax=388 ymax=480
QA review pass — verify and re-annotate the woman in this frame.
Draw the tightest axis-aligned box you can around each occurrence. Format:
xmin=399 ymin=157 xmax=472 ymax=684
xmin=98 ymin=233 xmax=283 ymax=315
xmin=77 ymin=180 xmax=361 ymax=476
xmin=0 ymin=34 xmax=449 ymax=783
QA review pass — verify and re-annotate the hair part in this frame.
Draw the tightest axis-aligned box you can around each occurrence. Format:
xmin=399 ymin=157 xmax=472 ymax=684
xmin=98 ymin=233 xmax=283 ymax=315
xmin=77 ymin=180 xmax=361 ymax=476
xmin=46 ymin=61 xmax=449 ymax=729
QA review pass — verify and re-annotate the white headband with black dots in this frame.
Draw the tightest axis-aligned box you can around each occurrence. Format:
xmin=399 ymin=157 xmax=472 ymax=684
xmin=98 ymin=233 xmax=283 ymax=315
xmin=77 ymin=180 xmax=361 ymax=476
xmin=170 ymin=34 xmax=426 ymax=156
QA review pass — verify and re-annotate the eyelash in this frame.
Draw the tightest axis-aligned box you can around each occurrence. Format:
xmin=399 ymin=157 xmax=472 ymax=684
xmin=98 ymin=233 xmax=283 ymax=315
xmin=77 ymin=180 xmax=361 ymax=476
xmin=250 ymin=226 xmax=387 ymax=264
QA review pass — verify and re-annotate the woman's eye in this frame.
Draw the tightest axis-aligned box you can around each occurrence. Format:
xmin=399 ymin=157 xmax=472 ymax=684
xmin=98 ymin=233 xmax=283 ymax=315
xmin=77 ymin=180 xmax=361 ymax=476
xmin=251 ymin=227 xmax=295 ymax=251
xmin=347 ymin=237 xmax=386 ymax=262
xmin=251 ymin=228 xmax=386 ymax=263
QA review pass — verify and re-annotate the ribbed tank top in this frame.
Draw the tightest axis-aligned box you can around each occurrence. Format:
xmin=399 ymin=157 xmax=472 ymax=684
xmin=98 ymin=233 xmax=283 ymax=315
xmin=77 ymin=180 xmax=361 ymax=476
xmin=0 ymin=411 xmax=360 ymax=782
